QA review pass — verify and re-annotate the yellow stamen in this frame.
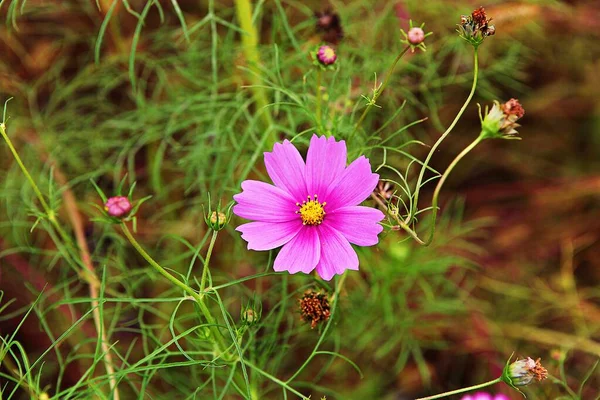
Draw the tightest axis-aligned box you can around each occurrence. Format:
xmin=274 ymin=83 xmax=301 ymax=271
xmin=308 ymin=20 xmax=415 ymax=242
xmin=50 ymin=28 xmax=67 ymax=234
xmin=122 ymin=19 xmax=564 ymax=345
xmin=297 ymin=195 xmax=326 ymax=225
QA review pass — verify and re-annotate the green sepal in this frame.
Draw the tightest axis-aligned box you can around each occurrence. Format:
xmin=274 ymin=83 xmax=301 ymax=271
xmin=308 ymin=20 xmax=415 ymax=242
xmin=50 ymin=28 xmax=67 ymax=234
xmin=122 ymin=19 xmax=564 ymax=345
xmin=501 ymin=353 xmax=527 ymax=398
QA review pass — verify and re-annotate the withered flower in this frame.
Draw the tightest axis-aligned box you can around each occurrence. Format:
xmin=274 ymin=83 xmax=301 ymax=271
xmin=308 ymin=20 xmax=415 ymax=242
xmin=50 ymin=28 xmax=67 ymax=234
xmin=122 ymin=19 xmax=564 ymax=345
xmin=480 ymin=98 xmax=525 ymax=139
xmin=315 ymin=9 xmax=344 ymax=44
xmin=457 ymin=6 xmax=496 ymax=47
xmin=299 ymin=290 xmax=331 ymax=329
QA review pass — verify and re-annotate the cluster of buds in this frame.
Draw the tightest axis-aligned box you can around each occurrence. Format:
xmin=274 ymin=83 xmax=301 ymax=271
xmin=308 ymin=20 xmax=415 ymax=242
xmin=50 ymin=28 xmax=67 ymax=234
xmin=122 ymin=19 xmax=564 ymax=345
xmin=501 ymin=356 xmax=548 ymax=392
xmin=479 ymin=98 xmax=525 ymax=140
xmin=313 ymin=45 xmax=337 ymax=69
xmin=400 ymin=20 xmax=432 ymax=52
xmin=298 ymin=290 xmax=331 ymax=329
xmin=457 ymin=6 xmax=495 ymax=47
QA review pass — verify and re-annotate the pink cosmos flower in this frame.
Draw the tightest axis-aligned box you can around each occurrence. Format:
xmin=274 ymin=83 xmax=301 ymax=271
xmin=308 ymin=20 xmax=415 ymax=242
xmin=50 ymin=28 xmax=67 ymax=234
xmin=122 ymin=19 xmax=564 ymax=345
xmin=233 ymin=135 xmax=385 ymax=280
xmin=460 ymin=392 xmax=509 ymax=400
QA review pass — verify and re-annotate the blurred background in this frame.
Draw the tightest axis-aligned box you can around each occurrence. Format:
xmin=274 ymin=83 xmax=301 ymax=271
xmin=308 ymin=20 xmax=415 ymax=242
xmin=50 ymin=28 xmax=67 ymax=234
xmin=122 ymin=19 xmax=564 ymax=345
xmin=1 ymin=0 xmax=599 ymax=399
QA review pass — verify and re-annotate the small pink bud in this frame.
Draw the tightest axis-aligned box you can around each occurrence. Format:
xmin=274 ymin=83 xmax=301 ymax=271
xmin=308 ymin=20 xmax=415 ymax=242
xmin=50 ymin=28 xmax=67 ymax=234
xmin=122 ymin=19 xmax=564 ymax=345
xmin=317 ymin=45 xmax=337 ymax=65
xmin=407 ymin=27 xmax=425 ymax=45
xmin=105 ymin=196 xmax=132 ymax=218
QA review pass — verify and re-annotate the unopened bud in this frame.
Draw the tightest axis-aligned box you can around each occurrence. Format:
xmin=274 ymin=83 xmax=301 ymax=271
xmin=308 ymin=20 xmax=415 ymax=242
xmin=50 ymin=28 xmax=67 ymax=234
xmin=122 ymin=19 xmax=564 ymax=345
xmin=104 ymin=196 xmax=131 ymax=218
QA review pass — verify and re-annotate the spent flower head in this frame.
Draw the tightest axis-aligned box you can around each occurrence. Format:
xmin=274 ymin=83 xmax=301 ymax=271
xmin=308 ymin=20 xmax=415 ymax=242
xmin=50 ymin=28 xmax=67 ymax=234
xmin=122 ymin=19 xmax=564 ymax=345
xmin=480 ymin=98 xmax=525 ymax=140
xmin=299 ymin=290 xmax=331 ymax=329
xmin=233 ymin=135 xmax=384 ymax=281
xmin=502 ymin=356 xmax=548 ymax=392
xmin=400 ymin=20 xmax=432 ymax=52
xmin=457 ymin=6 xmax=495 ymax=47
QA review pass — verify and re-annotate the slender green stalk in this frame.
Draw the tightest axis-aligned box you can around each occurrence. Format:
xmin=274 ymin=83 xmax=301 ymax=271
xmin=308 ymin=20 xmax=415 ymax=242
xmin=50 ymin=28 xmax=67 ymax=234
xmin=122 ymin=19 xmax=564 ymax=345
xmin=406 ymin=48 xmax=479 ymax=226
xmin=1 ymin=123 xmax=52 ymax=216
xmin=234 ymin=0 xmax=275 ymax=146
xmin=349 ymin=45 xmax=411 ymax=140
xmin=2 ymin=122 xmax=120 ymax=399
xmin=120 ymin=223 xmax=228 ymax=353
xmin=415 ymin=377 xmax=502 ymax=400
xmin=200 ymin=230 xmax=218 ymax=293
xmin=399 ymin=134 xmax=484 ymax=246
xmin=315 ymin=68 xmax=323 ymax=131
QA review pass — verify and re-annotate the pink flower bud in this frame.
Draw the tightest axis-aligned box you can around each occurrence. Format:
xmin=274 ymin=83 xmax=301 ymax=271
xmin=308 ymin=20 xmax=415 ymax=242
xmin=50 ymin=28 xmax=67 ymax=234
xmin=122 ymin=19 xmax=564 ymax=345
xmin=317 ymin=45 xmax=337 ymax=66
xmin=407 ymin=27 xmax=425 ymax=45
xmin=105 ymin=196 xmax=132 ymax=218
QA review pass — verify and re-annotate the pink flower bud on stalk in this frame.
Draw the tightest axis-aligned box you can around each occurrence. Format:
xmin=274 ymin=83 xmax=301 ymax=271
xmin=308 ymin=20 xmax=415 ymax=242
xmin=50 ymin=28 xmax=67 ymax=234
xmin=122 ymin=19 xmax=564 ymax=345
xmin=407 ymin=27 xmax=425 ymax=45
xmin=104 ymin=196 xmax=132 ymax=218
xmin=400 ymin=20 xmax=431 ymax=52
xmin=316 ymin=45 xmax=337 ymax=66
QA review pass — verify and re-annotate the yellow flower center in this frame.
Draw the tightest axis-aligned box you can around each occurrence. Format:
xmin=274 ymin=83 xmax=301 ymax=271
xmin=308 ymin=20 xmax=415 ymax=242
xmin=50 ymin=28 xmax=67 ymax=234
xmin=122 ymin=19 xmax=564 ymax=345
xmin=296 ymin=195 xmax=326 ymax=226
xmin=323 ymin=48 xmax=335 ymax=60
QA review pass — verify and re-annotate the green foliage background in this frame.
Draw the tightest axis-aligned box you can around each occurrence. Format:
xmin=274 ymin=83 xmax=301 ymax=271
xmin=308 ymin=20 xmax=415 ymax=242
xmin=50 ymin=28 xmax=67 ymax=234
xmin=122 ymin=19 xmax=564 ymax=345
xmin=0 ymin=0 xmax=599 ymax=399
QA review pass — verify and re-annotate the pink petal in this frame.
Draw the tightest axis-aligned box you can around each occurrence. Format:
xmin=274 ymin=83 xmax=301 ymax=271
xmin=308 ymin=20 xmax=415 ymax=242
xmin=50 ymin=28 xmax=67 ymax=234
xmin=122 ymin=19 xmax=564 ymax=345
xmin=324 ymin=156 xmax=379 ymax=210
xmin=492 ymin=395 xmax=509 ymax=400
xmin=264 ymin=140 xmax=307 ymax=201
xmin=273 ymin=227 xmax=320 ymax=274
xmin=305 ymin=135 xmax=347 ymax=198
xmin=233 ymin=180 xmax=297 ymax=222
xmin=315 ymin=224 xmax=359 ymax=281
xmin=236 ymin=220 xmax=302 ymax=251
xmin=472 ymin=393 xmax=493 ymax=400
xmin=326 ymin=206 xmax=384 ymax=246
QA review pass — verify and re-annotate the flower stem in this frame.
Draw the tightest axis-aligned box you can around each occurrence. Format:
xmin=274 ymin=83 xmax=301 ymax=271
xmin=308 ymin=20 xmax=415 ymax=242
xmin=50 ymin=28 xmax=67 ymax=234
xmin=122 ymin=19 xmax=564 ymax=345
xmin=0 ymin=123 xmax=52 ymax=216
xmin=200 ymin=230 xmax=218 ymax=293
xmin=234 ymin=0 xmax=275 ymax=146
xmin=2 ymin=122 xmax=120 ymax=399
xmin=406 ymin=48 xmax=479 ymax=227
xmin=316 ymin=68 xmax=323 ymax=131
xmin=349 ymin=45 xmax=411 ymax=140
xmin=120 ymin=223 xmax=228 ymax=353
xmin=415 ymin=377 xmax=502 ymax=400
xmin=399 ymin=134 xmax=484 ymax=245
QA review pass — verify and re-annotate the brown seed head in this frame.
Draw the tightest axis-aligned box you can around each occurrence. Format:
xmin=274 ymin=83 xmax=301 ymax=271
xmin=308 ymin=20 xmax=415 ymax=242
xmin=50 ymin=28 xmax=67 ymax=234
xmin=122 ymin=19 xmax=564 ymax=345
xmin=471 ymin=6 xmax=489 ymax=26
xmin=531 ymin=358 xmax=548 ymax=382
xmin=299 ymin=290 xmax=331 ymax=329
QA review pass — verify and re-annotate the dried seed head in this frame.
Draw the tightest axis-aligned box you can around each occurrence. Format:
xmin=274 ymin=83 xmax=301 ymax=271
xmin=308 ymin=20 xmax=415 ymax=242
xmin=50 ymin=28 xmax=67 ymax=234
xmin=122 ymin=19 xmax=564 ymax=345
xmin=457 ymin=7 xmax=496 ymax=47
xmin=503 ymin=357 xmax=548 ymax=387
xmin=480 ymin=98 xmax=525 ymax=139
xmin=299 ymin=290 xmax=331 ymax=329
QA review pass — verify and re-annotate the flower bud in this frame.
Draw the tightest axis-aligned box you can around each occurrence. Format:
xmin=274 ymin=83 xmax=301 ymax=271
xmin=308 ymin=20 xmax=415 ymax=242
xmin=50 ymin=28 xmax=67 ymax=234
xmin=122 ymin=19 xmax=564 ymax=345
xmin=210 ymin=211 xmax=227 ymax=228
xmin=316 ymin=45 xmax=337 ymax=66
xmin=241 ymin=299 xmax=261 ymax=326
xmin=104 ymin=196 xmax=132 ymax=218
xmin=502 ymin=357 xmax=548 ymax=387
xmin=407 ymin=27 xmax=425 ymax=45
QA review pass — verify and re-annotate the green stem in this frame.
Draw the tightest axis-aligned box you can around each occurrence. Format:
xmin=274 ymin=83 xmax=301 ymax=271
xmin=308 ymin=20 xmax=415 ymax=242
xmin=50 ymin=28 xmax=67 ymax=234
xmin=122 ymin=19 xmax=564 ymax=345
xmin=316 ymin=68 xmax=322 ymax=131
xmin=234 ymin=0 xmax=275 ymax=146
xmin=120 ymin=223 xmax=228 ymax=353
xmin=1 ymin=123 xmax=52 ymax=216
xmin=349 ymin=45 xmax=411 ymax=140
xmin=407 ymin=48 xmax=479 ymax=226
xmin=425 ymin=135 xmax=483 ymax=243
xmin=200 ymin=230 xmax=218 ymax=293
xmin=399 ymin=134 xmax=484 ymax=246
xmin=415 ymin=377 xmax=502 ymax=400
